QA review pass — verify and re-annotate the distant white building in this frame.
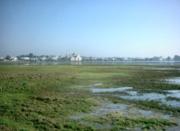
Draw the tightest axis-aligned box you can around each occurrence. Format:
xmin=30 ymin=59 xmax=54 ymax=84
xmin=70 ymin=53 xmax=82 ymax=62
xmin=11 ymin=56 xmax=18 ymax=61
xmin=30 ymin=57 xmax=38 ymax=61
xmin=51 ymin=56 xmax=59 ymax=61
xmin=21 ymin=57 xmax=30 ymax=61
xmin=40 ymin=56 xmax=47 ymax=61
xmin=0 ymin=57 xmax=4 ymax=61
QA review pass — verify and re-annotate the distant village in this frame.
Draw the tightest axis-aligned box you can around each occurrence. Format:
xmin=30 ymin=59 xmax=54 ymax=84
xmin=0 ymin=53 xmax=180 ymax=63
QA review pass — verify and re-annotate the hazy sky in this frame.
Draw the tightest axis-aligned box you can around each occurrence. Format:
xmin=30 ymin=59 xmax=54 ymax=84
xmin=0 ymin=0 xmax=180 ymax=57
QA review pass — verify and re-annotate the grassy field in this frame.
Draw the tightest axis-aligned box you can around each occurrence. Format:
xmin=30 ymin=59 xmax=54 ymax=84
xmin=0 ymin=64 xmax=180 ymax=131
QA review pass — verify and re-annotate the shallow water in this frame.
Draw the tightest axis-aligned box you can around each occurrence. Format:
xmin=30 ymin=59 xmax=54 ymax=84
xmin=120 ymin=92 xmax=166 ymax=101
xmin=71 ymin=85 xmax=180 ymax=130
xmin=91 ymin=87 xmax=133 ymax=93
xmin=92 ymin=103 xmax=128 ymax=116
xmin=146 ymin=67 xmax=176 ymax=70
xmin=93 ymin=83 xmax=103 ymax=86
xmin=166 ymin=77 xmax=180 ymax=85
xmin=167 ymin=90 xmax=180 ymax=99
xmin=92 ymin=87 xmax=180 ymax=108
xmin=126 ymin=90 xmax=138 ymax=95
xmin=70 ymin=101 xmax=170 ymax=121
xmin=120 ymin=91 xmax=180 ymax=108
xmin=163 ymin=100 xmax=180 ymax=107
xmin=94 ymin=102 xmax=171 ymax=119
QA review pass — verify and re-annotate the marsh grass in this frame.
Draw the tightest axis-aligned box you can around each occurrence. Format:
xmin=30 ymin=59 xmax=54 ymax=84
xmin=0 ymin=64 xmax=180 ymax=130
xmin=79 ymin=112 xmax=176 ymax=131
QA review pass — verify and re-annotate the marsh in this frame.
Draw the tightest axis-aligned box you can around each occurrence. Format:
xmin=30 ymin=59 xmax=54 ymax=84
xmin=0 ymin=64 xmax=180 ymax=130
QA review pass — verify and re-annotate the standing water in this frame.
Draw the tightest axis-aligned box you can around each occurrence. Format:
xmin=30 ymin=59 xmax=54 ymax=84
xmin=165 ymin=77 xmax=180 ymax=85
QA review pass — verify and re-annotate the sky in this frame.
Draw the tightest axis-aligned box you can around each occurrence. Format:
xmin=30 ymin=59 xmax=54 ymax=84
xmin=0 ymin=0 xmax=180 ymax=57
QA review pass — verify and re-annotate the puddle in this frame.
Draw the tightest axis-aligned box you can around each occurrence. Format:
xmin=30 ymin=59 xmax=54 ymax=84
xmin=93 ymin=83 xmax=103 ymax=86
xmin=70 ymin=103 xmax=128 ymax=120
xmin=166 ymin=77 xmax=180 ymax=85
xmin=71 ymin=85 xmax=180 ymax=130
xmin=162 ymin=100 xmax=180 ymax=107
xmin=92 ymin=87 xmax=133 ymax=93
xmin=126 ymin=90 xmax=138 ymax=95
xmin=120 ymin=92 xmax=166 ymax=101
xmin=92 ymin=103 xmax=128 ymax=116
xmin=94 ymin=102 xmax=170 ymax=119
xmin=146 ymin=67 xmax=176 ymax=70
xmin=167 ymin=90 xmax=180 ymax=99
xmin=119 ymin=92 xmax=180 ymax=108
xmin=70 ymin=101 xmax=170 ymax=121
xmin=120 ymin=91 xmax=180 ymax=108
xmin=92 ymin=87 xmax=180 ymax=108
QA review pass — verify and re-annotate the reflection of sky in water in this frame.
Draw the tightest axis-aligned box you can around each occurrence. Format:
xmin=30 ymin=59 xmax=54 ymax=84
xmin=167 ymin=90 xmax=180 ymax=99
xmin=70 ymin=102 xmax=170 ymax=120
xmin=92 ymin=87 xmax=180 ymax=108
xmin=120 ymin=93 xmax=166 ymax=101
xmin=162 ymin=100 xmax=180 ymax=107
xmin=92 ymin=87 xmax=133 ymax=93
xmin=166 ymin=77 xmax=180 ymax=85
xmin=120 ymin=91 xmax=180 ymax=108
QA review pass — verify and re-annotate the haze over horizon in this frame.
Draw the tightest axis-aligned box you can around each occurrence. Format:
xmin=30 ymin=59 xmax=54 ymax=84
xmin=0 ymin=0 xmax=180 ymax=57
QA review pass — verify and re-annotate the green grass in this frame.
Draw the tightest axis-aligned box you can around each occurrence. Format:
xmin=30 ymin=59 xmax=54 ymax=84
xmin=80 ymin=112 xmax=176 ymax=131
xmin=0 ymin=64 xmax=180 ymax=130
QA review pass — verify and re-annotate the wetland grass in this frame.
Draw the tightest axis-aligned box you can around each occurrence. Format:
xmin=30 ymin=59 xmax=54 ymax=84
xmin=0 ymin=64 xmax=180 ymax=130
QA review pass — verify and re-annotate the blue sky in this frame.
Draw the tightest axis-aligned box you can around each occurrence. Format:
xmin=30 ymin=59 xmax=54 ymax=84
xmin=0 ymin=0 xmax=180 ymax=57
